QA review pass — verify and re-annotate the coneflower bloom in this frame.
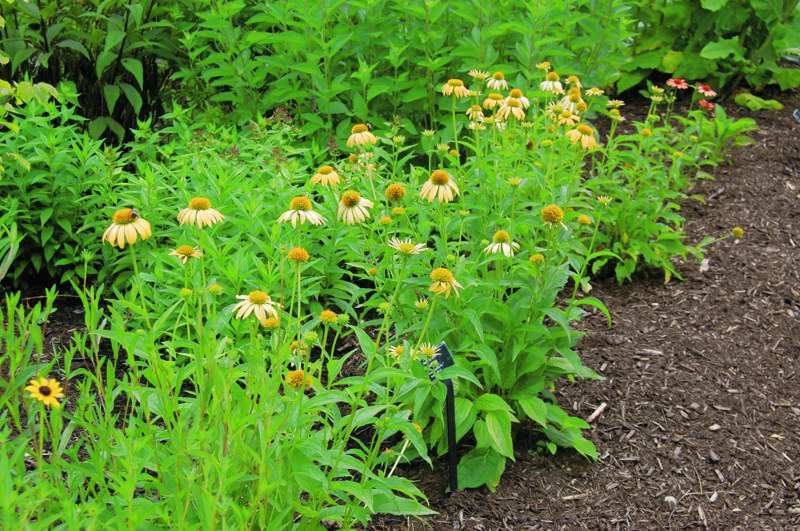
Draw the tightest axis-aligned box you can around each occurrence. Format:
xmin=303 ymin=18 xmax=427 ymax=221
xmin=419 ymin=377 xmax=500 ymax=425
xmin=287 ymin=246 xmax=310 ymax=263
xmin=486 ymin=71 xmax=508 ymax=90
xmin=234 ymin=290 xmax=281 ymax=321
xmin=507 ymin=88 xmax=530 ymax=109
xmin=428 ymin=267 xmax=462 ymax=298
xmin=441 ymin=79 xmax=469 ymax=98
xmin=577 ymin=214 xmax=593 ymax=225
xmin=530 ymin=253 xmax=545 ymax=264
xmin=607 ymin=99 xmax=625 ymax=108
xmin=566 ymin=75 xmax=582 ymax=88
xmin=468 ymin=121 xmax=485 ymax=131
xmin=541 ymin=204 xmax=564 ymax=225
xmin=483 ymin=230 xmax=520 ymax=257
xmin=338 ymin=190 xmax=373 ymax=224
xmin=102 ymin=208 xmax=152 ymax=248
xmin=169 ymin=245 xmax=202 ymax=264
xmin=388 ymin=237 xmax=428 ymax=255
xmin=25 ymin=377 xmax=64 ymax=408
xmin=177 ymin=197 xmax=224 ymax=228
xmin=482 ymin=92 xmax=505 ymax=109
xmin=388 ymin=344 xmax=405 ymax=358
xmin=310 ymin=165 xmax=340 ymax=186
xmin=413 ymin=343 xmax=439 ymax=359
xmin=666 ymin=78 xmax=688 ymax=90
xmin=566 ymin=124 xmax=599 ymax=149
xmin=286 ymin=369 xmax=312 ymax=390
xmin=585 ymin=87 xmax=604 ymax=97
xmin=698 ymin=99 xmax=715 ymax=111
xmin=466 ymin=104 xmax=484 ymax=121
xmin=260 ymin=315 xmax=280 ymax=330
xmin=385 ymin=183 xmax=406 ymax=202
xmin=468 ymin=69 xmax=489 ymax=81
xmin=540 ymin=71 xmax=564 ymax=94
xmin=277 ymin=196 xmax=326 ymax=226
xmin=697 ymin=84 xmax=717 ymax=98
xmin=557 ymin=109 xmax=580 ymax=126
xmin=420 ymin=169 xmax=459 ymax=203
xmin=496 ymin=98 xmax=525 ymax=121
xmin=559 ymin=88 xmax=584 ymax=114
xmin=346 ymin=123 xmax=377 ymax=147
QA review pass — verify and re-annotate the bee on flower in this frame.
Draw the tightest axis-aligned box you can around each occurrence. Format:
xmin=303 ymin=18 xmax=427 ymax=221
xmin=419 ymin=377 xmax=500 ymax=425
xmin=483 ymin=230 xmax=520 ymax=257
xmin=169 ymin=245 xmax=202 ymax=264
xmin=178 ymin=197 xmax=224 ymax=228
xmin=338 ymin=190 xmax=374 ymax=224
xmin=102 ymin=207 xmax=151 ymax=248
xmin=666 ymin=78 xmax=689 ymax=90
xmin=347 ymin=123 xmax=377 ymax=148
xmin=428 ymin=267 xmax=463 ymax=298
xmin=233 ymin=290 xmax=281 ymax=321
xmin=468 ymin=69 xmax=489 ymax=81
xmin=310 ymin=165 xmax=341 ymax=187
xmin=486 ymin=71 xmax=508 ymax=90
xmin=278 ymin=196 xmax=326 ymax=226
xmin=466 ymin=104 xmax=484 ymax=121
xmin=420 ymin=169 xmax=460 ymax=203
xmin=441 ymin=78 xmax=469 ymax=98
xmin=26 ymin=376 xmax=64 ymax=408
xmin=540 ymin=71 xmax=564 ymax=94
xmin=388 ymin=237 xmax=428 ymax=255
xmin=566 ymin=124 xmax=599 ymax=150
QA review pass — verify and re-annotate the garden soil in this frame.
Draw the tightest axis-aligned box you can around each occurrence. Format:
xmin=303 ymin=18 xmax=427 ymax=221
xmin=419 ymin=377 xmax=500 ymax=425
xmin=373 ymin=94 xmax=800 ymax=530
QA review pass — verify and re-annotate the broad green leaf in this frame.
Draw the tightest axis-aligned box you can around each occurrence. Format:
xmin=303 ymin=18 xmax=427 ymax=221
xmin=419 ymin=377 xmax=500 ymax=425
xmin=485 ymin=410 xmax=514 ymax=459
xmin=457 ymin=447 xmax=506 ymax=491
xmin=700 ymin=38 xmax=745 ymax=61
xmin=700 ymin=0 xmax=727 ymax=11
xmin=122 ymin=58 xmax=144 ymax=89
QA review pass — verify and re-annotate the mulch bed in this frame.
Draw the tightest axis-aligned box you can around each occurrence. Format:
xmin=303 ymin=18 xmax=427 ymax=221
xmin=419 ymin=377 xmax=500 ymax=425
xmin=373 ymin=94 xmax=800 ymax=530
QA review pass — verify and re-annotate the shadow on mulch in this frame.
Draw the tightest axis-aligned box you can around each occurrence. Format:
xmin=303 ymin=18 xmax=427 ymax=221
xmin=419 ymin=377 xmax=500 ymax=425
xmin=373 ymin=93 xmax=800 ymax=530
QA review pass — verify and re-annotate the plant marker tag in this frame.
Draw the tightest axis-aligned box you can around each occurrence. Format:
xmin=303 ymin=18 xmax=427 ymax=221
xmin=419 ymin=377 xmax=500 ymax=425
xmin=419 ymin=343 xmax=458 ymax=493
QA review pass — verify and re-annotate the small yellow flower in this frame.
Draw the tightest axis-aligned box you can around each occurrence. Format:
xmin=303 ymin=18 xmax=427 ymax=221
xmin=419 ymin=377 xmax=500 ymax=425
xmin=260 ymin=315 xmax=280 ymax=330
xmin=310 ymin=165 xmax=341 ymax=187
xmin=577 ymin=214 xmax=593 ymax=225
xmin=448 ymin=148 xmax=459 ymax=158
xmin=286 ymin=369 xmax=312 ymax=390
xmin=597 ymin=195 xmax=613 ymax=206
xmin=25 ymin=377 xmax=64 ymax=408
xmin=441 ymin=78 xmax=469 ymax=98
xmin=732 ymin=226 xmax=745 ymax=239
xmin=540 ymin=71 xmax=564 ymax=94
xmin=586 ymin=87 xmax=604 ymax=97
xmin=420 ymin=169 xmax=459 ymax=204
xmin=466 ymin=104 xmax=484 ymax=121
xmin=338 ymin=190 xmax=374 ymax=224
xmin=496 ymin=98 xmax=525 ymax=121
xmin=482 ymin=92 xmax=505 ymax=109
xmin=288 ymin=246 xmax=310 ymax=263
xmin=388 ymin=344 xmax=405 ymax=358
xmin=529 ymin=253 xmax=545 ymax=264
xmin=208 ymin=283 xmax=223 ymax=296
xmin=367 ymin=266 xmax=378 ymax=276
xmin=428 ymin=267 xmax=463 ymax=298
xmin=388 ymin=237 xmax=428 ymax=255
xmin=468 ymin=69 xmax=489 ymax=81
xmin=609 ymin=108 xmax=625 ymax=122
xmin=391 ymin=206 xmax=406 ymax=216
xmin=566 ymin=75 xmax=582 ymax=88
xmin=557 ymin=109 xmax=580 ymax=126
xmin=320 ymin=309 xmax=339 ymax=325
xmin=536 ymin=61 xmax=551 ymax=71
xmin=421 ymin=129 xmax=436 ymax=137
xmin=414 ymin=343 xmax=439 ymax=358
xmin=102 ymin=208 xmax=152 ymax=249
xmin=177 ymin=197 xmax=224 ymax=228
xmin=179 ymin=287 xmax=193 ymax=299
xmin=607 ymin=99 xmax=625 ymax=108
xmin=641 ymin=127 xmax=653 ymax=137
xmin=347 ymin=123 xmax=377 ymax=148
xmin=385 ymin=183 xmax=406 ymax=202
xmin=169 ymin=244 xmax=202 ymax=264
xmin=507 ymin=176 xmax=525 ymax=187
xmin=278 ymin=196 xmax=326 ymax=227
xmin=378 ymin=215 xmax=392 ymax=226
xmin=541 ymin=204 xmax=564 ymax=225
xmin=233 ymin=290 xmax=281 ymax=321
xmin=486 ymin=71 xmax=508 ymax=90
xmin=566 ymin=124 xmax=599 ymax=150
xmin=483 ymin=230 xmax=520 ymax=257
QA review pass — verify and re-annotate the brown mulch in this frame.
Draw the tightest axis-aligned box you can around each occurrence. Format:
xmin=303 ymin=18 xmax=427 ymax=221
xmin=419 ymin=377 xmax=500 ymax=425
xmin=373 ymin=94 xmax=800 ymax=530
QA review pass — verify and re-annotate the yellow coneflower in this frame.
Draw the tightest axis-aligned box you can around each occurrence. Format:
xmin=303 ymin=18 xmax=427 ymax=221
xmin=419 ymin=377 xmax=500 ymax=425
xmin=378 ymin=215 xmax=392 ymax=226
xmin=536 ymin=61 xmax=551 ymax=71
xmin=320 ymin=309 xmax=338 ymax=325
xmin=415 ymin=297 xmax=429 ymax=310
xmin=529 ymin=253 xmax=545 ymax=264
xmin=421 ymin=129 xmax=436 ymax=137
xmin=468 ymin=69 xmax=489 ymax=81
xmin=559 ymin=88 xmax=584 ymax=114
xmin=566 ymin=75 xmax=582 ymax=88
xmin=102 ymin=208 xmax=152 ymax=249
xmin=540 ymin=71 xmax=564 ymax=94
xmin=482 ymin=92 xmax=505 ymax=109
xmin=468 ymin=121 xmax=485 ymax=131
xmin=413 ymin=343 xmax=440 ymax=358
xmin=597 ymin=195 xmax=612 ymax=206
xmin=428 ymin=267 xmax=462 ymax=298
xmin=177 ymin=197 xmax=224 ymax=228
xmin=732 ymin=226 xmax=745 ymax=239
xmin=576 ymin=101 xmax=588 ymax=113
xmin=208 ymin=282 xmax=223 ymax=296
xmin=337 ymin=190 xmax=373 ymax=224
xmin=287 ymin=246 xmax=310 ymax=263
xmin=347 ymin=153 xmax=359 ymax=164
xmin=586 ymin=87 xmax=604 ymax=97
xmin=25 ymin=377 xmax=64 ymax=408
xmin=179 ymin=287 xmax=193 ymax=299
xmin=507 ymin=176 xmax=525 ymax=187
xmin=388 ymin=237 xmax=428 ymax=255
xmin=557 ymin=109 xmax=580 ymax=126
xmin=277 ymin=196 xmax=326 ymax=227
xmin=388 ymin=344 xmax=405 ymax=358
xmin=577 ymin=214 xmax=593 ymax=225
xmin=493 ymin=118 xmax=508 ymax=132
xmin=233 ymin=290 xmax=281 ymax=321
xmin=609 ymin=108 xmax=625 ymax=122
xmin=541 ymin=204 xmax=564 ymax=225
xmin=391 ymin=206 xmax=406 ymax=216
xmin=169 ymin=244 xmax=202 ymax=264
xmin=496 ymin=98 xmax=525 ymax=121
xmin=483 ymin=230 xmax=520 ymax=257
xmin=566 ymin=124 xmax=599 ymax=150
xmin=448 ymin=148 xmax=459 ymax=158
xmin=286 ymin=369 xmax=312 ymax=390
xmin=441 ymin=78 xmax=469 ymax=98
xmin=508 ymin=88 xmax=530 ymax=109
xmin=641 ymin=127 xmax=653 ymax=137
xmin=385 ymin=183 xmax=406 ymax=202
xmin=310 ymin=165 xmax=341 ymax=187
xmin=260 ymin=315 xmax=280 ymax=330
xmin=486 ymin=71 xmax=508 ymax=90
xmin=466 ymin=104 xmax=484 ymax=121
xmin=607 ymin=99 xmax=625 ymax=108
xmin=346 ymin=123 xmax=377 ymax=148
xmin=420 ymin=169 xmax=460 ymax=204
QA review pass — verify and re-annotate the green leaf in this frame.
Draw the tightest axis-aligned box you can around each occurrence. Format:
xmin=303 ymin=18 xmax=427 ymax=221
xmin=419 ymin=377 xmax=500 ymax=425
xmin=121 ymin=58 xmax=144 ymax=90
xmin=457 ymin=447 xmax=506 ymax=491
xmin=772 ymin=67 xmax=800 ymax=90
xmin=700 ymin=0 xmax=727 ymax=11
xmin=700 ymin=38 xmax=745 ymax=61
xmin=660 ymin=50 xmax=684 ymax=73
xmin=485 ymin=411 xmax=514 ymax=459
xmin=474 ymin=393 xmax=512 ymax=413
xmin=103 ymin=84 xmax=121 ymax=114
xmin=517 ymin=396 xmax=548 ymax=427
xmin=120 ymin=82 xmax=142 ymax=115
xmin=734 ymin=92 xmax=783 ymax=111
xmin=55 ymin=39 xmax=90 ymax=60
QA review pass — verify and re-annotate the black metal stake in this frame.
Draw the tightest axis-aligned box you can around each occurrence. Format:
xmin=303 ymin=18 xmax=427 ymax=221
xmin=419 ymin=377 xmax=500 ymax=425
xmin=444 ymin=378 xmax=458 ymax=493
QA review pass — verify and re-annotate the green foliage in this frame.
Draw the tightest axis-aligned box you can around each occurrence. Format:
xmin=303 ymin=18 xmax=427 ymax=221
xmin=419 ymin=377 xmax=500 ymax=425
xmin=734 ymin=91 xmax=784 ymax=111
xmin=621 ymin=0 xmax=800 ymax=92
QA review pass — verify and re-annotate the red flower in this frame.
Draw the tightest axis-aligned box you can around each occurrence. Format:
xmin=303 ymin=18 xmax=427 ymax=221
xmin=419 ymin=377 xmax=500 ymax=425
xmin=667 ymin=78 xmax=689 ymax=90
xmin=698 ymin=99 xmax=715 ymax=112
xmin=697 ymin=84 xmax=717 ymax=98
